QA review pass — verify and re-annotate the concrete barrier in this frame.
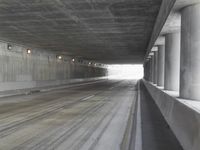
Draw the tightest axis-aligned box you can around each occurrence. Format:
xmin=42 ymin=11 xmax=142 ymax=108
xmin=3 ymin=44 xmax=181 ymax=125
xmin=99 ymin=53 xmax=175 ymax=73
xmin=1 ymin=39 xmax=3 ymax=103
xmin=0 ymin=77 xmax=107 ymax=98
xmin=143 ymin=80 xmax=200 ymax=150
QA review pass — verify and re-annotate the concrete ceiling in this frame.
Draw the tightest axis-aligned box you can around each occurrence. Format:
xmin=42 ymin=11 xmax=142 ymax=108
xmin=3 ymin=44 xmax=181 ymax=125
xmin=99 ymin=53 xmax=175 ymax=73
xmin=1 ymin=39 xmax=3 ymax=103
xmin=0 ymin=0 xmax=162 ymax=64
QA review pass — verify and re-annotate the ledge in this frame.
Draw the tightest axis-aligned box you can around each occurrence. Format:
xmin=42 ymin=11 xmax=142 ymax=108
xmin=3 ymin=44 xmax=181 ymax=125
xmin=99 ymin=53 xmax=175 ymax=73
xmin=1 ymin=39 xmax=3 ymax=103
xmin=142 ymin=80 xmax=200 ymax=150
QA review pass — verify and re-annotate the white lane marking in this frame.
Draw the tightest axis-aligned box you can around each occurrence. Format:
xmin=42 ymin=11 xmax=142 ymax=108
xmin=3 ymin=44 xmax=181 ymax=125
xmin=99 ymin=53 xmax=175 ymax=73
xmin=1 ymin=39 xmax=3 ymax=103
xmin=135 ymin=81 xmax=142 ymax=150
xmin=81 ymin=95 xmax=95 ymax=101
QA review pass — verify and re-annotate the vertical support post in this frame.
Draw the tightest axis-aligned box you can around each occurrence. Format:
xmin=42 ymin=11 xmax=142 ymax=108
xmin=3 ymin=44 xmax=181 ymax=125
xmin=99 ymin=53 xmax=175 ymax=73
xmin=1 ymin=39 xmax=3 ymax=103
xmin=157 ymin=45 xmax=165 ymax=87
xmin=180 ymin=4 xmax=200 ymax=100
xmin=153 ymin=51 xmax=158 ymax=85
xmin=151 ymin=55 xmax=155 ymax=83
xmin=164 ymin=32 xmax=180 ymax=91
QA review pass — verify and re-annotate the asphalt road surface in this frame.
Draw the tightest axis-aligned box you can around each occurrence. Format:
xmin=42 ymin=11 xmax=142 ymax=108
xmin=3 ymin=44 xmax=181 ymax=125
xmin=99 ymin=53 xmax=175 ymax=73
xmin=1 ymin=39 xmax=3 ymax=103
xmin=0 ymin=80 xmax=137 ymax=150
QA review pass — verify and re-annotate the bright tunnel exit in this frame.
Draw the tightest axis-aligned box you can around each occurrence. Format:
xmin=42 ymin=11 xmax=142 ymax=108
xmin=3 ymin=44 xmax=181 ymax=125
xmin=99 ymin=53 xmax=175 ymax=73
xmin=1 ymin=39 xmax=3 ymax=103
xmin=107 ymin=64 xmax=144 ymax=80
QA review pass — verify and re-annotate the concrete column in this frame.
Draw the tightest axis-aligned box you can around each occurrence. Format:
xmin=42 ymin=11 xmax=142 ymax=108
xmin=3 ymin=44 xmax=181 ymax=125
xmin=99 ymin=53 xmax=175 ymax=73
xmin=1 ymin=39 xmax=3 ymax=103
xmin=180 ymin=4 xmax=200 ymax=100
xmin=153 ymin=51 xmax=158 ymax=84
xmin=149 ymin=58 xmax=152 ymax=82
xmin=143 ymin=62 xmax=147 ymax=80
xmin=145 ymin=61 xmax=149 ymax=81
xmin=150 ymin=58 xmax=153 ymax=82
xmin=147 ymin=60 xmax=151 ymax=81
xmin=151 ymin=55 xmax=155 ymax=83
xmin=164 ymin=32 xmax=180 ymax=91
xmin=146 ymin=60 xmax=150 ymax=81
xmin=157 ymin=45 xmax=165 ymax=87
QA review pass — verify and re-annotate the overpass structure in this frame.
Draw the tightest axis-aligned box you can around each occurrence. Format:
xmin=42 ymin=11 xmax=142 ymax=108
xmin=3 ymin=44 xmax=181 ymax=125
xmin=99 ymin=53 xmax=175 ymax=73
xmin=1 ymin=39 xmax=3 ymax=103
xmin=0 ymin=0 xmax=199 ymax=150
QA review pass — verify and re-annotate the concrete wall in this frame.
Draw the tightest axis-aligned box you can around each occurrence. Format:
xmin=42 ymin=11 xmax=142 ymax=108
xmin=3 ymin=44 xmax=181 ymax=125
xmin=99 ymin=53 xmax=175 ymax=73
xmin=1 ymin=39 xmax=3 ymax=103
xmin=143 ymin=80 xmax=200 ymax=150
xmin=0 ymin=41 xmax=107 ymax=92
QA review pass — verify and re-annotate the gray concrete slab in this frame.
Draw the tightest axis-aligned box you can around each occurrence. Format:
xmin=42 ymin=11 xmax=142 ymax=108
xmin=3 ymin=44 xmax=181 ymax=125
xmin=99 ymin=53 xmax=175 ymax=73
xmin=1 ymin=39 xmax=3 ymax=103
xmin=0 ymin=80 xmax=137 ymax=150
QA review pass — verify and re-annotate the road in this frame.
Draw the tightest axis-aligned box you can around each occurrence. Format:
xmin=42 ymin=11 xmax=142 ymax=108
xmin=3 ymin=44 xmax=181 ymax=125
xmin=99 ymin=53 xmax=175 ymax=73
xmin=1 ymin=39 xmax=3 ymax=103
xmin=0 ymin=80 xmax=137 ymax=150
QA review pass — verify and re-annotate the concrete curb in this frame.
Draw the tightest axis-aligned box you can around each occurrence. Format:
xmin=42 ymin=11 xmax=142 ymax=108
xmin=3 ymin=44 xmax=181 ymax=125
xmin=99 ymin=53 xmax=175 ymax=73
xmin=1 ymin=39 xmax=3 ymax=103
xmin=134 ymin=81 xmax=143 ymax=150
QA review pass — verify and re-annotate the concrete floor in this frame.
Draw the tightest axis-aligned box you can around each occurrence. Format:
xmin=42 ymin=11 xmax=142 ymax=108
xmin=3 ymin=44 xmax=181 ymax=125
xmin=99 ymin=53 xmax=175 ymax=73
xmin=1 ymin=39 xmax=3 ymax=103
xmin=0 ymin=80 xmax=137 ymax=150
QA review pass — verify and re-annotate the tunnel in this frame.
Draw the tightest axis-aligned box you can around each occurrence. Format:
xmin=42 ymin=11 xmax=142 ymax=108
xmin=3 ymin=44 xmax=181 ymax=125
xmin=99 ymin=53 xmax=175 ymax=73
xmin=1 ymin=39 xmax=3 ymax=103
xmin=0 ymin=0 xmax=199 ymax=150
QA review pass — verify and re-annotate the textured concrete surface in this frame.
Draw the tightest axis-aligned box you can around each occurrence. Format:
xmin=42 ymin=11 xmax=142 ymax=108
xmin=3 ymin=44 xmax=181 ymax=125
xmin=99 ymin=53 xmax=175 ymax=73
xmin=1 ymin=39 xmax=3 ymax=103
xmin=151 ymin=56 xmax=155 ymax=83
xmin=140 ymin=81 xmax=183 ymax=150
xmin=160 ymin=11 xmax=181 ymax=35
xmin=145 ymin=0 xmax=175 ymax=58
xmin=0 ymin=80 xmax=137 ymax=150
xmin=158 ymin=0 xmax=200 ymax=39
xmin=0 ymin=78 xmax=107 ymax=98
xmin=143 ymin=80 xmax=200 ymax=150
xmin=143 ymin=60 xmax=151 ymax=82
xmin=0 ymin=0 xmax=162 ymax=64
xmin=149 ymin=58 xmax=153 ymax=82
xmin=153 ymin=51 xmax=158 ymax=84
xmin=164 ymin=32 xmax=180 ymax=91
xmin=174 ymin=0 xmax=200 ymax=10
xmin=180 ymin=3 xmax=200 ymax=100
xmin=0 ymin=41 xmax=107 ymax=91
xmin=157 ymin=45 xmax=165 ymax=87
xmin=155 ymin=36 xmax=165 ymax=45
